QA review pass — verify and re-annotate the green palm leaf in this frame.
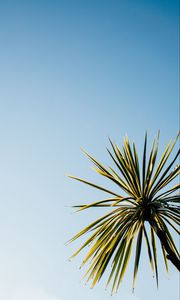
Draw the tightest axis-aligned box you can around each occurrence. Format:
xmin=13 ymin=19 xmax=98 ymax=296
xmin=68 ymin=132 xmax=180 ymax=293
xmin=133 ymin=224 xmax=143 ymax=289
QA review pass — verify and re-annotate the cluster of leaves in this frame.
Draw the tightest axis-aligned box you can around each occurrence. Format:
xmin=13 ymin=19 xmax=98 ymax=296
xmin=68 ymin=133 xmax=180 ymax=294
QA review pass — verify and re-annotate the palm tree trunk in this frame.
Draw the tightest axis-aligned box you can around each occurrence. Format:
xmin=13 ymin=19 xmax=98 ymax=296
xmin=149 ymin=220 xmax=180 ymax=271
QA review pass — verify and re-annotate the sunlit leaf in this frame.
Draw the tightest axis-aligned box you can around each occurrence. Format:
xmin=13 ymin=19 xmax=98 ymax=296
xmin=68 ymin=132 xmax=180 ymax=293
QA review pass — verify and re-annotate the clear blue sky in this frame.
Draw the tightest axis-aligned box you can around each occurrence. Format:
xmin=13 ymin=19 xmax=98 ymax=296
xmin=0 ymin=0 xmax=179 ymax=299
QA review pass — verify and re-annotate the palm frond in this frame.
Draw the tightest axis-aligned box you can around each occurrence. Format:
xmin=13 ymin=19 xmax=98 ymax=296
xmin=68 ymin=132 xmax=180 ymax=293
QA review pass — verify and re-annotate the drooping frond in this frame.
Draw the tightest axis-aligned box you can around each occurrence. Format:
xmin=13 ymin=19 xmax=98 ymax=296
xmin=68 ymin=132 xmax=180 ymax=293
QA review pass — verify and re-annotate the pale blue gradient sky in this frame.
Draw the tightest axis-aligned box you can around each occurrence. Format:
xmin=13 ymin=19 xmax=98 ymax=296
xmin=0 ymin=0 xmax=179 ymax=299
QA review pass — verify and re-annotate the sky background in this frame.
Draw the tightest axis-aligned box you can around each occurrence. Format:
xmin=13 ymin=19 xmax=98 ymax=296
xmin=0 ymin=0 xmax=179 ymax=299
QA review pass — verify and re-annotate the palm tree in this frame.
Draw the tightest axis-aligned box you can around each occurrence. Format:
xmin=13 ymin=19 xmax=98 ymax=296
xmin=68 ymin=132 xmax=180 ymax=294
